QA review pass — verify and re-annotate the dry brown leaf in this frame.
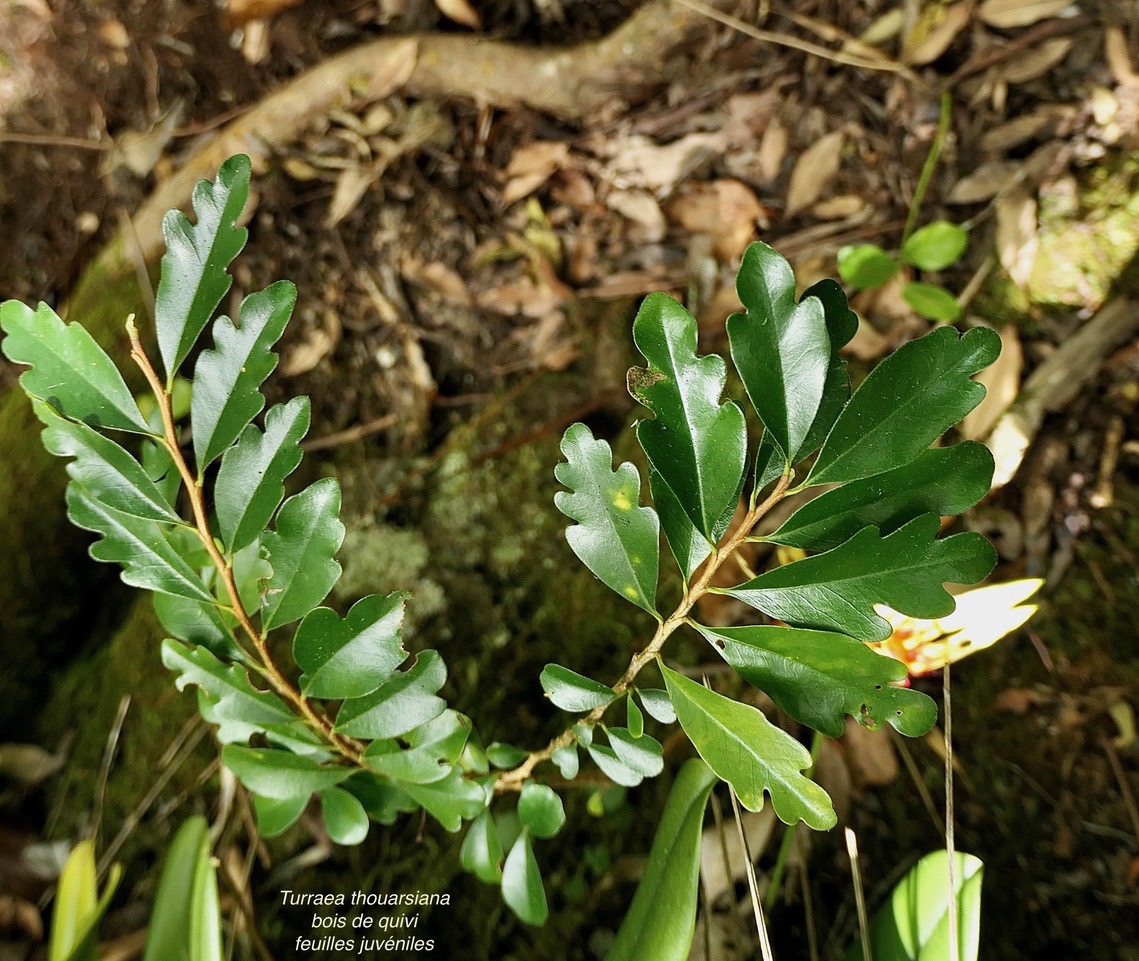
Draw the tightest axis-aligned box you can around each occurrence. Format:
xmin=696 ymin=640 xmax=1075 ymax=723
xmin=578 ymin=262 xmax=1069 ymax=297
xmin=1001 ymin=37 xmax=1073 ymax=84
xmin=605 ymin=132 xmax=722 ymax=194
xmin=281 ymin=310 xmax=341 ymax=377
xmin=842 ymin=319 xmax=892 ymax=360
xmin=784 ymin=129 xmax=844 ymax=218
xmin=904 ymin=2 xmax=972 ymax=66
xmin=606 ymin=188 xmax=667 ymax=242
xmin=840 ymin=719 xmax=899 ymax=790
xmin=979 ymin=0 xmax=1070 ymax=29
xmin=699 ymin=808 xmax=776 ymax=907
xmin=224 ymin=0 xmax=301 ymax=27
xmin=434 ymin=0 xmax=481 ymax=28
xmin=585 ymin=268 xmax=684 ymax=299
xmin=961 ymin=323 xmax=1022 ymax=439
xmin=477 ymin=282 xmax=565 ymax=317
xmin=990 ymin=687 xmax=1049 ymax=714
xmin=96 ymin=18 xmax=130 ymax=49
xmin=947 ymin=160 xmax=1021 ymax=204
xmin=366 ymin=39 xmax=419 ymax=102
xmin=697 ymin=282 xmax=744 ymax=337
xmin=501 ymin=141 xmax=570 ymax=207
xmin=0 ymin=743 xmax=65 ymax=787
xmin=665 ymin=179 xmax=765 ymax=260
xmin=858 ymin=8 xmax=904 ymax=46
xmin=979 ymin=108 xmax=1065 ymax=153
xmin=327 ymin=163 xmax=383 ymax=226
xmin=1105 ymin=26 xmax=1139 ymax=86
xmin=996 ymin=186 xmax=1038 ymax=288
xmin=551 ymin=168 xmax=596 ymax=209
xmin=812 ymin=194 xmax=866 ymax=219
xmin=757 ymin=115 xmax=788 ymax=183
xmin=401 ymin=256 xmax=471 ymax=305
xmin=0 ymin=894 xmax=42 ymax=941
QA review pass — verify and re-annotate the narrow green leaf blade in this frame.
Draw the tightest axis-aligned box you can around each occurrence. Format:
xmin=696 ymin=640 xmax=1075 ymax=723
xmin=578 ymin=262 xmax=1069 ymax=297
xmin=143 ymin=816 xmax=209 ymax=961
xmin=696 ymin=623 xmax=938 ymax=737
xmin=48 ymin=839 xmax=98 ymax=961
xmin=554 ymin=423 xmax=660 ymax=613
xmin=1 ymin=301 xmax=150 ymax=433
xmin=837 ymin=244 xmax=899 ymax=289
xmin=320 ymin=787 xmax=370 ymax=845
xmin=662 ymin=665 xmax=836 ymax=829
xmin=808 ymin=326 xmax=1000 ymax=485
xmin=188 ymin=835 xmax=223 ymax=961
xmin=726 ymin=515 xmax=997 ymax=641
xmin=518 ymin=783 xmax=566 ymax=839
xmin=628 ymin=292 xmax=747 ymax=537
xmin=901 ymin=221 xmax=969 ymax=272
xmin=626 ymin=694 xmax=644 ymax=738
xmin=539 ymin=664 xmax=616 ymax=713
xmin=603 ymin=759 xmax=717 ymax=961
xmin=501 ymin=832 xmax=548 ymax=926
xmin=335 ymin=650 xmax=447 ymax=739
xmin=727 ymin=241 xmax=831 ymax=461
xmin=460 ymin=809 xmax=504 ymax=883
xmin=191 ymin=281 xmax=295 ymax=474
xmin=221 ymin=744 xmax=350 ymax=800
xmin=261 ymin=477 xmax=345 ymax=630
xmin=155 ymin=155 xmax=251 ymax=382
xmin=771 ymin=443 xmax=994 ymax=551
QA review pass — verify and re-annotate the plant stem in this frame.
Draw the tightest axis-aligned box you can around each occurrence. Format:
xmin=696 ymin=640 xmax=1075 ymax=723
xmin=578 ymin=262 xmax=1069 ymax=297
xmin=494 ymin=472 xmax=792 ymax=793
xmin=902 ymin=90 xmax=952 ymax=245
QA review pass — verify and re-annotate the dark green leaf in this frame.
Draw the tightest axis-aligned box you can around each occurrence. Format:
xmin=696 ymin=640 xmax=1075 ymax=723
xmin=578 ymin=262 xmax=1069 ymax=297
xmin=215 ymin=397 xmax=309 ymax=554
xmin=486 ymin=742 xmax=529 ymax=769
xmin=727 ymin=241 xmax=831 ymax=461
xmin=155 ymin=155 xmax=251 ymax=383
xmin=725 ymin=515 xmax=997 ymax=641
xmin=661 ymin=665 xmax=836 ymax=829
xmin=501 ymin=832 xmax=548 ymax=926
xmin=586 ymin=744 xmax=645 ymax=787
xmin=808 ymin=326 xmax=1001 ymax=485
xmin=364 ymin=710 xmax=470 ymax=784
xmin=460 ymin=809 xmax=504 ymax=883
xmin=628 ymin=292 xmax=747 ymax=538
xmin=67 ymin=486 xmax=212 ymax=601
xmin=607 ymin=728 xmax=663 ymax=777
xmin=518 ymin=783 xmax=566 ymax=839
xmin=626 ymin=695 xmax=644 ymax=738
xmin=901 ymin=221 xmax=969 ymax=272
xmin=335 ymin=650 xmax=447 ymax=740
xmin=261 ymin=477 xmax=345 ymax=630
xmin=320 ymin=787 xmax=370 ymax=845
xmin=636 ymin=688 xmax=676 ymax=724
xmin=796 ymin=279 xmax=858 ymax=458
xmin=253 ymin=795 xmax=307 ymax=838
xmin=142 ymin=435 xmax=181 ymax=507
xmin=540 ymin=664 xmax=616 ymax=713
xmin=143 ymin=816 xmax=209 ymax=961
xmin=837 ymin=244 xmax=899 ymax=289
xmin=554 ymin=423 xmax=659 ymax=613
xmin=696 ymin=623 xmax=938 ymax=737
xmin=649 ymin=467 xmax=710 ymax=581
xmin=401 ymin=770 xmax=487 ymax=832
xmin=153 ymin=593 xmax=241 ymax=662
xmin=221 ymin=745 xmax=349 ymax=799
xmin=551 ymin=745 xmax=579 ymax=779
xmin=603 ymin=759 xmax=717 ymax=961
xmin=903 ymin=282 xmax=962 ymax=321
xmin=191 ymin=281 xmax=295 ymax=474
xmin=345 ymin=772 xmax=419 ymax=826
xmin=1 ymin=301 xmax=151 ymax=433
xmin=294 ymin=592 xmax=407 ymax=700
xmin=770 ymin=443 xmax=994 ymax=551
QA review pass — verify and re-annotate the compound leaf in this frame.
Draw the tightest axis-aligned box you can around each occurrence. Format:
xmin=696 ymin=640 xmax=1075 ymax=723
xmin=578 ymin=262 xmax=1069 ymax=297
xmin=335 ymin=650 xmax=447 ymax=740
xmin=628 ymin=292 xmax=746 ymax=539
xmin=696 ymin=623 xmax=938 ymax=737
xmin=726 ymin=241 xmax=831 ymax=462
xmin=808 ymin=326 xmax=999 ymax=486
xmin=294 ymin=592 xmax=408 ymax=700
xmin=153 ymin=593 xmax=241 ymax=661
xmin=539 ymin=664 xmax=616 ymax=713
xmin=1 ymin=300 xmax=150 ymax=434
xmin=155 ymin=155 xmax=251 ymax=383
xmin=261 ymin=477 xmax=345 ymax=630
xmin=662 ymin=665 xmax=836 ymax=829
xmin=501 ymin=831 xmax=548 ymax=926
xmin=725 ymin=515 xmax=997 ymax=641
xmin=554 ymin=423 xmax=659 ymax=614
xmin=191 ymin=281 xmax=295 ymax=475
xmin=221 ymin=745 xmax=349 ymax=800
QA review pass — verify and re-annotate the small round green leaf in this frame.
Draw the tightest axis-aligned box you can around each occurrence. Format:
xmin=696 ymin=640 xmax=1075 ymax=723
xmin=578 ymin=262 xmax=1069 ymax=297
xmin=901 ymin=221 xmax=969 ymax=271
xmin=540 ymin=664 xmax=616 ymax=713
xmin=460 ymin=809 xmax=504 ymax=883
xmin=636 ymin=688 xmax=676 ymax=724
xmin=518 ymin=784 xmax=566 ymax=839
xmin=902 ymin=282 xmax=961 ymax=321
xmin=607 ymin=728 xmax=664 ymax=777
xmin=552 ymin=744 xmax=579 ymax=779
xmin=486 ymin=742 xmax=528 ymax=769
xmin=501 ymin=832 xmax=548 ymax=926
xmin=837 ymin=244 xmax=899 ymax=289
xmin=320 ymin=787 xmax=370 ymax=845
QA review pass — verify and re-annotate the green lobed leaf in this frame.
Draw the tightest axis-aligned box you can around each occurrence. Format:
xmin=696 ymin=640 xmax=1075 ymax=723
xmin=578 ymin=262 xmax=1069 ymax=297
xmin=335 ymin=650 xmax=447 ymax=740
xmin=221 ymin=744 xmax=350 ymax=800
xmin=903 ymin=282 xmax=962 ymax=321
xmin=726 ymin=515 xmax=997 ymax=641
xmin=501 ymin=831 xmax=548 ymax=926
xmin=807 ymin=325 xmax=1000 ymax=486
xmin=837 ymin=244 xmax=900 ymax=289
xmin=587 ymin=744 xmax=646 ymax=788
xmin=770 ymin=443 xmax=995 ymax=552
xmin=607 ymin=728 xmax=664 ymax=777
xmin=320 ymin=787 xmax=370 ymax=845
xmin=401 ymin=769 xmax=487 ymax=832
xmin=363 ymin=710 xmax=471 ymax=785
xmin=253 ymin=795 xmax=307 ymax=837
xmin=460 ymin=809 xmax=504 ymax=883
xmin=294 ymin=592 xmax=408 ymax=700
xmin=628 ymin=292 xmax=747 ymax=539
xmin=603 ymin=759 xmax=717 ymax=961
xmin=901 ymin=221 xmax=969 ymax=272
xmin=795 ymin=279 xmax=859 ymax=459
xmin=554 ymin=423 xmax=660 ymax=614
xmin=67 ymin=485 xmax=213 ymax=602
xmin=155 ymin=155 xmax=251 ymax=383
xmin=191 ymin=280 xmax=295 ymax=475
xmin=539 ymin=664 xmax=616 ymax=713
xmin=1 ymin=300 xmax=152 ymax=434
xmin=637 ymin=688 xmax=676 ymax=724
xmin=518 ymin=783 xmax=566 ymax=839
xmin=649 ymin=466 xmax=711 ymax=581
xmin=696 ymin=623 xmax=938 ymax=737
xmin=143 ymin=816 xmax=209 ymax=961
xmin=215 ymin=397 xmax=310 ymax=554
xmin=661 ymin=665 xmax=836 ymax=829
xmin=261 ymin=477 xmax=345 ymax=630
xmin=726 ymin=241 xmax=831 ymax=462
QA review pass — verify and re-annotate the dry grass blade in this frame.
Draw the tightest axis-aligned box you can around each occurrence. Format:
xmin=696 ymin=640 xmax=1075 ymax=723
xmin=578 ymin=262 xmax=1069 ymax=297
xmin=978 ymin=0 xmax=1071 ymax=29
xmin=944 ymin=663 xmax=958 ymax=961
xmin=845 ymin=827 xmax=872 ymax=961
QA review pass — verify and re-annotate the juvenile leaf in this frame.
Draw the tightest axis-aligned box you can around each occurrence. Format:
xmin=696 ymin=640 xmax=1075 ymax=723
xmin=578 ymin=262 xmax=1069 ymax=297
xmin=221 ymin=745 xmax=350 ymax=799
xmin=518 ymin=783 xmax=566 ymax=839
xmin=696 ymin=623 xmax=938 ymax=737
xmin=215 ymin=397 xmax=309 ymax=554
xmin=487 ymin=742 xmax=529 ymax=769
xmin=649 ymin=467 xmax=711 ymax=581
xmin=401 ymin=769 xmax=487 ymax=832
xmin=901 ymin=221 xmax=969 ymax=272
xmin=552 ymin=745 xmax=579 ymax=779
xmin=155 ymin=155 xmax=251 ymax=383
xmin=587 ymin=744 xmax=645 ymax=787
xmin=261 ymin=477 xmax=345 ymax=630
xmin=162 ymin=638 xmax=295 ymax=743
xmin=637 ymin=688 xmax=676 ymax=724
xmin=294 ymin=592 xmax=408 ymax=700
xmin=364 ymin=710 xmax=471 ymax=784
xmin=727 ymin=241 xmax=830 ymax=461
xmin=837 ymin=244 xmax=900 ymax=289
xmin=603 ymin=759 xmax=717 ymax=961
xmin=540 ymin=664 xmax=616 ymax=713
xmin=554 ymin=423 xmax=660 ymax=614
xmin=335 ymin=650 xmax=447 ymax=740
xmin=808 ymin=326 xmax=1001 ymax=485
xmin=626 ymin=694 xmax=644 ymax=738
xmin=36 ymin=401 xmax=180 ymax=523
xmin=320 ymin=787 xmax=370 ymax=845
xmin=725 ymin=515 xmax=997 ymax=641
xmin=345 ymin=772 xmax=419 ymax=826
xmin=903 ymin=282 xmax=962 ymax=321
xmin=661 ymin=665 xmax=836 ymax=829
xmin=143 ymin=816 xmax=209 ymax=961
xmin=461 ymin=809 xmax=504 ymax=883
xmin=67 ymin=485 xmax=212 ymax=601
xmin=796 ymin=278 xmax=859 ymax=458
xmin=607 ymin=728 xmax=664 ymax=777
xmin=501 ymin=832 xmax=548 ymax=926
xmin=628 ymin=292 xmax=747 ymax=538
xmin=253 ymin=795 xmax=307 ymax=837
xmin=1 ymin=301 xmax=151 ymax=433
xmin=770 ymin=443 xmax=994 ymax=551
xmin=191 ymin=281 xmax=296 ymax=474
